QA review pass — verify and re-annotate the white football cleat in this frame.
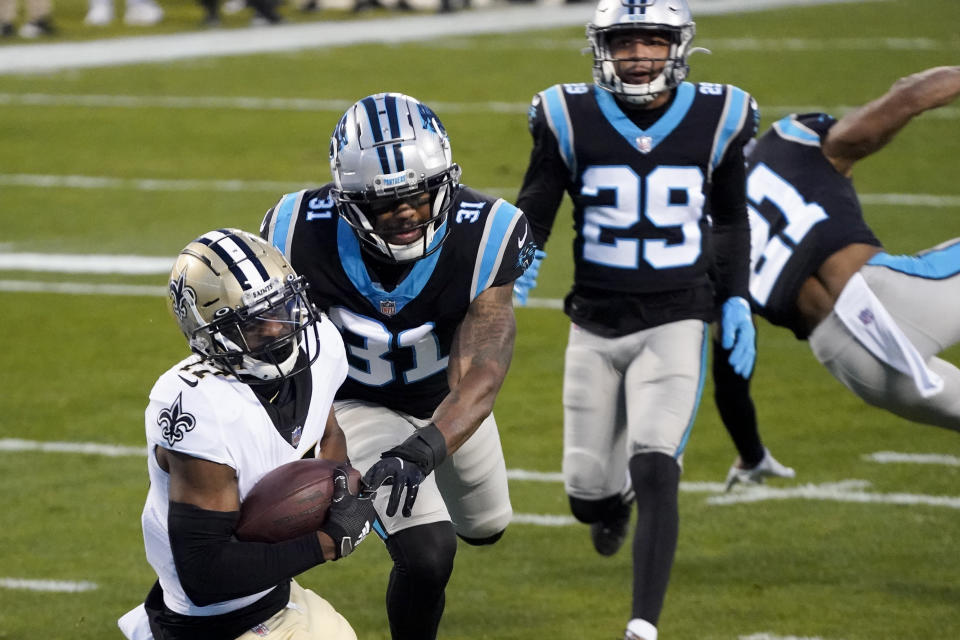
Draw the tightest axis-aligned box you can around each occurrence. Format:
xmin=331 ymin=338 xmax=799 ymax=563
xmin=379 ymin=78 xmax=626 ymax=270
xmin=222 ymin=0 xmax=246 ymax=14
xmin=85 ymin=0 xmax=115 ymax=25
xmin=724 ymin=447 xmax=795 ymax=492
xmin=124 ymin=0 xmax=163 ymax=25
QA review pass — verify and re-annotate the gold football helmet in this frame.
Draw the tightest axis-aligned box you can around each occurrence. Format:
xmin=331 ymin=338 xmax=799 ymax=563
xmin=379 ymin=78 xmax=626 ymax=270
xmin=168 ymin=228 xmax=320 ymax=381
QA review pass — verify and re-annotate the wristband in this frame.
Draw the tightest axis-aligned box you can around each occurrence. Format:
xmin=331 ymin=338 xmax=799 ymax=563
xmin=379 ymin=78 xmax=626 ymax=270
xmin=384 ymin=422 xmax=448 ymax=475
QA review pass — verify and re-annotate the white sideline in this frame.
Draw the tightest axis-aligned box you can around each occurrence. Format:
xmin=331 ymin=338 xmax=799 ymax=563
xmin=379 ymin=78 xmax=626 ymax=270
xmin=0 ymin=0 xmax=884 ymax=75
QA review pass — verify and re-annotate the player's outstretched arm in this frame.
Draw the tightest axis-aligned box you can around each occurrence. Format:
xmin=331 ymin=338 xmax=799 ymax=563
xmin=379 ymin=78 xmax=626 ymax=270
xmin=363 ymin=282 xmax=517 ymax=517
xmin=434 ymin=282 xmax=516 ymax=454
xmin=824 ymin=66 xmax=960 ymax=176
xmin=360 ymin=283 xmax=516 ymax=517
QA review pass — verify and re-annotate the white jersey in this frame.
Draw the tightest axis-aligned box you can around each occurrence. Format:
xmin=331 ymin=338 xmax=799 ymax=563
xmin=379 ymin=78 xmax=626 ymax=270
xmin=140 ymin=317 xmax=347 ymax=617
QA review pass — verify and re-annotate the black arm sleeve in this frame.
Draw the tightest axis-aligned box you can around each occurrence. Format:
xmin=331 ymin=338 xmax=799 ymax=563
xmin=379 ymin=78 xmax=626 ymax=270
xmin=709 ymin=141 xmax=751 ymax=301
xmin=168 ymin=501 xmax=326 ymax=607
xmin=515 ymin=99 xmax=569 ymax=249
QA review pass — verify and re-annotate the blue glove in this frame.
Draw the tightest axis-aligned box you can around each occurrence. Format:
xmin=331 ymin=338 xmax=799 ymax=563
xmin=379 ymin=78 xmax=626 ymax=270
xmin=720 ymin=296 xmax=756 ymax=379
xmin=513 ymin=249 xmax=546 ymax=306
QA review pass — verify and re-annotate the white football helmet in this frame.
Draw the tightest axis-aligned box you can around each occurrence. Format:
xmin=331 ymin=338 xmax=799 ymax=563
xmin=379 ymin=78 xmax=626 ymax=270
xmin=168 ymin=228 xmax=320 ymax=381
xmin=329 ymin=92 xmax=462 ymax=264
xmin=587 ymin=0 xmax=696 ymax=106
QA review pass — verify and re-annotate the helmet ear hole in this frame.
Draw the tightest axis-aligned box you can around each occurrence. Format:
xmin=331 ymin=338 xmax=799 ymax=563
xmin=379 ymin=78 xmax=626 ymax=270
xmin=330 ymin=93 xmax=459 ymax=264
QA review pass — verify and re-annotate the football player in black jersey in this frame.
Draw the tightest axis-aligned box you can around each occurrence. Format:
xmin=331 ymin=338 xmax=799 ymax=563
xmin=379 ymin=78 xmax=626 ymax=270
xmin=713 ymin=66 xmax=960 ymax=448
xmin=511 ymin=1 xmax=757 ymax=638
xmin=261 ymin=93 xmax=535 ymax=640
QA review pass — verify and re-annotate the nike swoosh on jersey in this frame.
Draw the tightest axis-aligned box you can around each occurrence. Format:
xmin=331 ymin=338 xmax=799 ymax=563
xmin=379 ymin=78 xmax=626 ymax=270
xmin=178 ymin=375 xmax=199 ymax=387
xmin=517 ymin=226 xmax=528 ymax=249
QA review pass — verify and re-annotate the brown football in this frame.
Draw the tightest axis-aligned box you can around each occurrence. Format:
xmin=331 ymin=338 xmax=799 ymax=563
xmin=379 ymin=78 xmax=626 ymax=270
xmin=235 ymin=459 xmax=361 ymax=543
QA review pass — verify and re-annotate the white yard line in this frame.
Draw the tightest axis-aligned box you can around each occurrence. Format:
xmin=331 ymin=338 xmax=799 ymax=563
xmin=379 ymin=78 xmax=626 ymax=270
xmin=707 ymin=480 xmax=960 ymax=510
xmin=2 ymin=174 xmax=957 ymax=208
xmin=0 ymin=172 xmax=307 ymax=192
xmin=0 ymin=280 xmax=166 ymax=296
xmin=865 ymin=451 xmax=960 ymax=466
xmin=0 ymin=438 xmax=147 ymax=457
xmin=3 ymin=93 xmax=955 ymax=122
xmin=0 ymin=252 xmax=173 ymax=274
xmin=4 ymin=439 xmax=957 ymax=512
xmin=0 ymin=0 xmax=885 ymax=75
xmin=0 ymin=578 xmax=98 ymax=592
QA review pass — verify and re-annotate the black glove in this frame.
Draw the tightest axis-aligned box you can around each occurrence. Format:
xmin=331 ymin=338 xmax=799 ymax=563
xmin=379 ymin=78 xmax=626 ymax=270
xmin=318 ymin=467 xmax=379 ymax=559
xmin=361 ymin=423 xmax=447 ymax=518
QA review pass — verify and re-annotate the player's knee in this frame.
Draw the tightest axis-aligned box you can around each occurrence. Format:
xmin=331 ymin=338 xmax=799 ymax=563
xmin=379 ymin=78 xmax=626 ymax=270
xmin=628 ymin=451 xmax=680 ymax=496
xmin=386 ymin=522 xmax=457 ymax=587
xmin=456 ymin=507 xmax=511 ymax=545
xmin=568 ymin=494 xmax=624 ymax=524
xmin=458 ymin=528 xmax=505 ymax=546
xmin=563 ymin=449 xmax=610 ymax=497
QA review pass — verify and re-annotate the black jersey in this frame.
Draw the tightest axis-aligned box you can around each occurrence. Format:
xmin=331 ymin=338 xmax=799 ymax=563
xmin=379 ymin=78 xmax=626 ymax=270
xmin=745 ymin=113 xmax=882 ymax=339
xmin=261 ymin=184 xmax=534 ymax=419
xmin=516 ymin=82 xmax=756 ymax=335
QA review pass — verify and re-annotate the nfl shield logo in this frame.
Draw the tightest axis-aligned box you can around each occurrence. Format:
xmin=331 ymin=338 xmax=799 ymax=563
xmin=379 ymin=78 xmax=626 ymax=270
xmin=290 ymin=425 xmax=302 ymax=448
xmin=250 ymin=623 xmax=270 ymax=637
xmin=636 ymin=136 xmax=653 ymax=154
xmin=380 ymin=300 xmax=397 ymax=316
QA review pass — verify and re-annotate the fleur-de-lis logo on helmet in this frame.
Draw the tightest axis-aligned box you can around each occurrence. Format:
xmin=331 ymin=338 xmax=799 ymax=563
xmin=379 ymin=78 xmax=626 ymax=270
xmin=169 ymin=270 xmax=197 ymax=323
xmin=157 ymin=392 xmax=197 ymax=446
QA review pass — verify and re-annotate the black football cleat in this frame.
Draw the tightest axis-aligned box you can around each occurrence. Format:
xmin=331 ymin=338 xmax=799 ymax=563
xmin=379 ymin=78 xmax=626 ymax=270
xmin=590 ymin=494 xmax=633 ymax=557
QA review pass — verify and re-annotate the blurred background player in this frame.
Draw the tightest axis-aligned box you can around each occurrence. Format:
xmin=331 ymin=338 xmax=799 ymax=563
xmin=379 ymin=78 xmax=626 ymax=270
xmin=261 ymin=93 xmax=536 ymax=639
xmin=195 ymin=0 xmax=281 ymax=28
xmin=0 ymin=0 xmax=54 ymax=37
xmin=84 ymin=0 xmax=162 ymax=26
xmin=117 ymin=229 xmax=377 ymax=640
xmin=714 ymin=66 xmax=960 ymax=445
xmin=512 ymin=1 xmax=758 ymax=638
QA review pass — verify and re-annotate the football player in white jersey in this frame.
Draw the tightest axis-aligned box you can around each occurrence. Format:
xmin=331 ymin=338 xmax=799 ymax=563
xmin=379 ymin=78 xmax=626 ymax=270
xmin=512 ymin=1 xmax=758 ymax=638
xmin=262 ymin=93 xmax=535 ymax=639
xmin=117 ymin=229 xmax=378 ymax=640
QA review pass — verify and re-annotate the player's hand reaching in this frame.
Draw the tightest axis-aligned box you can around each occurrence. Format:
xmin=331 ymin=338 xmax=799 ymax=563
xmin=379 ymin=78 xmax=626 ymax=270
xmin=361 ymin=423 xmax=448 ymax=518
xmin=513 ymin=249 xmax=546 ymax=306
xmin=721 ymin=296 xmax=756 ymax=379
xmin=361 ymin=456 xmax=425 ymax=518
xmin=318 ymin=467 xmax=378 ymax=559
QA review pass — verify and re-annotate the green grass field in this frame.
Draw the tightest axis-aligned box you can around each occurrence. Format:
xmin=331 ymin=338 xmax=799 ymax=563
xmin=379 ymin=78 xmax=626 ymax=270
xmin=2 ymin=0 xmax=960 ymax=638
